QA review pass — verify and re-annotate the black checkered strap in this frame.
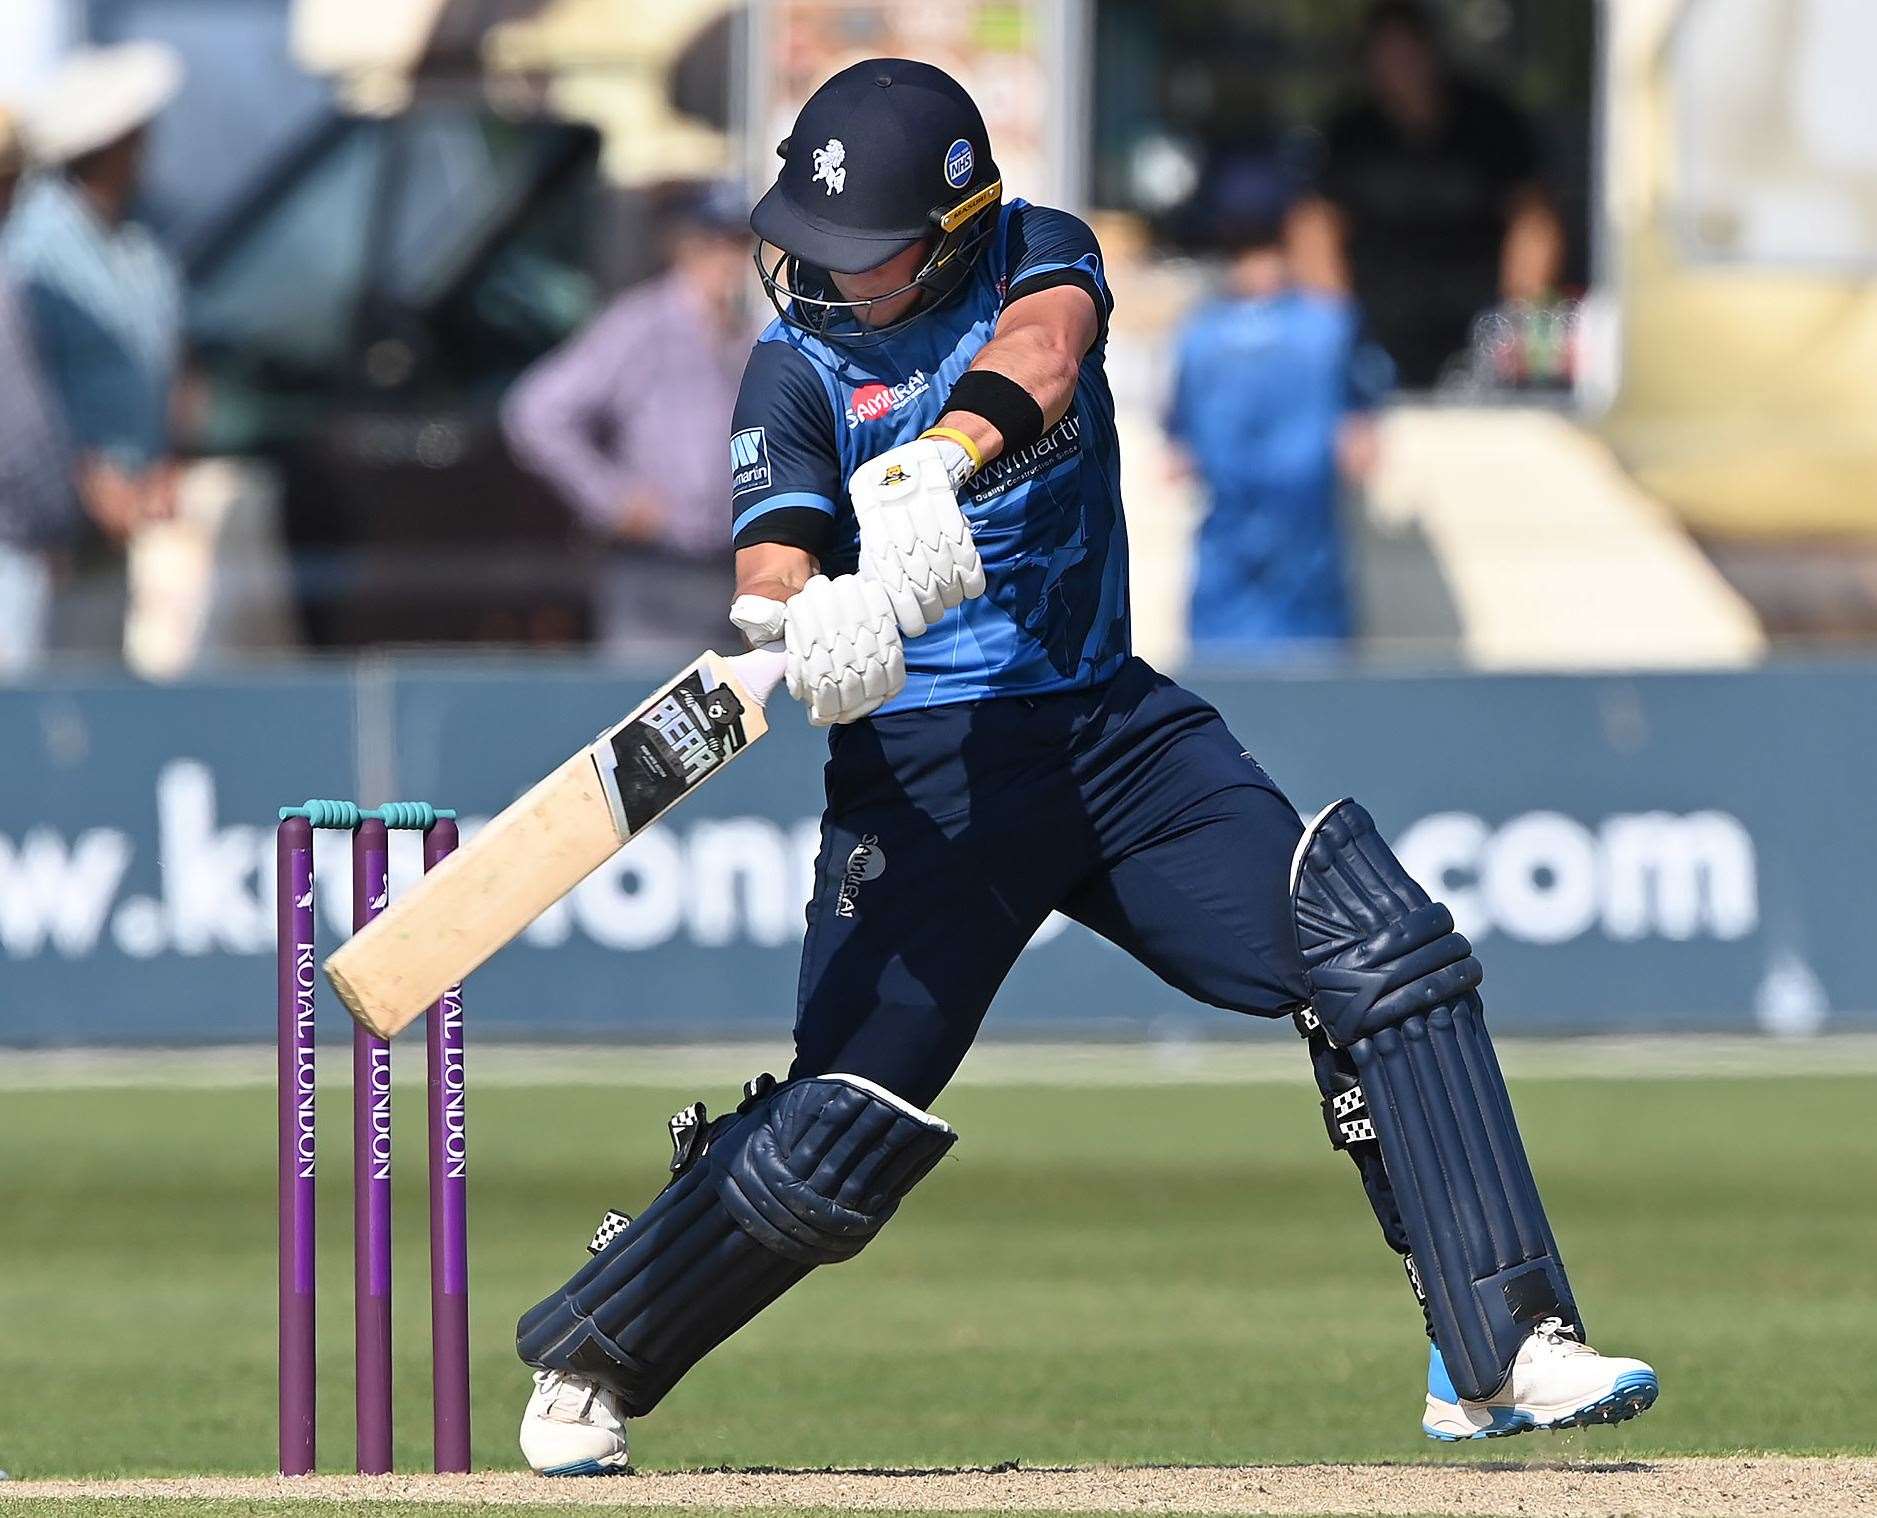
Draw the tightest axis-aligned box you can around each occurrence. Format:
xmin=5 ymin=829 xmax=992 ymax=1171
xmin=1322 ymin=1082 xmax=1378 ymax=1151
xmin=588 ymin=1208 xmax=632 ymax=1256
xmin=668 ymin=1101 xmax=708 ymax=1175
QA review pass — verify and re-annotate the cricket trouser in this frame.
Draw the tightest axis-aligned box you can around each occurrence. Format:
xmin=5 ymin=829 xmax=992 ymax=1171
xmin=787 ymin=656 xmax=1312 ymax=1104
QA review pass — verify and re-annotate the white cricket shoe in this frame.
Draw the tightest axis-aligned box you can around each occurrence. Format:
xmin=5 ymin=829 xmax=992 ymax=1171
xmin=1422 ymin=1317 xmax=1659 ymax=1441
xmin=519 ymin=1369 xmax=631 ymax=1475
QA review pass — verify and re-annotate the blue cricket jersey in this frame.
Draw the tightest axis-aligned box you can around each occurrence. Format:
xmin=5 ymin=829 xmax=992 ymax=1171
xmin=728 ymin=200 xmax=1128 ymax=712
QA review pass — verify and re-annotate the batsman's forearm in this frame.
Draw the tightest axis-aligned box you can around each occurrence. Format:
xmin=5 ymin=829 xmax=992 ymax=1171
xmin=738 ymin=574 xmax=806 ymax=605
xmin=935 ymin=285 xmax=1097 ymax=465
xmin=929 ymin=408 xmax=1002 ymax=468
xmin=734 ymin=543 xmax=818 ymax=607
xmin=976 ymin=332 xmax=1079 ymax=422
xmin=730 ymin=545 xmax=818 ymax=652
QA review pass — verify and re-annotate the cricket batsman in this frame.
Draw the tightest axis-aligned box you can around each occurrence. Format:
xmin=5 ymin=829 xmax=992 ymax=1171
xmin=514 ymin=59 xmax=1658 ymax=1472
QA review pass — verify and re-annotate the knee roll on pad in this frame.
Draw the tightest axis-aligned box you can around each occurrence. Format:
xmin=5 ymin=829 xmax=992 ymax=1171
xmin=1292 ymin=799 xmax=1579 ymax=1402
xmin=516 ymin=1075 xmax=955 ymax=1416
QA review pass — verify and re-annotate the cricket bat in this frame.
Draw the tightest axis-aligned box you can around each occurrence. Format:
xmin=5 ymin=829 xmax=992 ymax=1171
xmin=326 ymin=648 xmax=787 ymax=1039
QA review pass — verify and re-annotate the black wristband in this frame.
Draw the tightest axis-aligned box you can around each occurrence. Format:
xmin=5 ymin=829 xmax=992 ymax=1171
xmin=942 ymin=368 xmax=1046 ymax=458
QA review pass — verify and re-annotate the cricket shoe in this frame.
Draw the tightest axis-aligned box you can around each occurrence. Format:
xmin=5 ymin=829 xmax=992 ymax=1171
xmin=519 ymin=1369 xmax=631 ymax=1475
xmin=1422 ymin=1317 xmax=1658 ymax=1441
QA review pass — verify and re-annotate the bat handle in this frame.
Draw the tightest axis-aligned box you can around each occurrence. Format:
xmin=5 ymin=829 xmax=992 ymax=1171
xmin=726 ymin=646 xmax=788 ymax=707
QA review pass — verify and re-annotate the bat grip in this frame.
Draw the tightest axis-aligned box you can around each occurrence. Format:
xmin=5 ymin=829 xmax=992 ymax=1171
xmin=727 ymin=647 xmax=788 ymax=707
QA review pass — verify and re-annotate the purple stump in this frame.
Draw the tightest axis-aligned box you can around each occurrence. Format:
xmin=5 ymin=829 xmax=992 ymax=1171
xmin=352 ymin=818 xmax=394 ymax=1474
xmin=277 ymin=817 xmax=318 ymax=1475
xmin=424 ymin=819 xmax=471 ymax=1473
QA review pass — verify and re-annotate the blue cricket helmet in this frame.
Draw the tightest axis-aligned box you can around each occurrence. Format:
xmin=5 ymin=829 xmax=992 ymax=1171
xmin=751 ymin=58 xmax=1003 ymax=342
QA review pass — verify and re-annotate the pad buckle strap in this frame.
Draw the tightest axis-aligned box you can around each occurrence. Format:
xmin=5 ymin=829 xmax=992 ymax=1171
xmin=738 ymin=1072 xmax=778 ymax=1112
xmin=665 ymin=1076 xmax=775 ymax=1190
xmin=668 ymin=1101 xmax=709 ymax=1176
xmin=588 ymin=1208 xmax=631 ymax=1256
xmin=1291 ymin=1006 xmax=1322 ymax=1039
xmin=1322 ymin=1082 xmax=1378 ymax=1151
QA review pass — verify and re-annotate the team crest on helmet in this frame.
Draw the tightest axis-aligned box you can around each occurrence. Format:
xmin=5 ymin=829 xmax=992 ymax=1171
xmin=811 ymin=138 xmax=847 ymax=196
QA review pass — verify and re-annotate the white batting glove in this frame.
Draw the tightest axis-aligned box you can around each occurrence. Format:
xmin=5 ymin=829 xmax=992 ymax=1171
xmin=783 ymin=574 xmax=905 ymax=727
xmin=848 ymin=436 xmax=986 ymax=639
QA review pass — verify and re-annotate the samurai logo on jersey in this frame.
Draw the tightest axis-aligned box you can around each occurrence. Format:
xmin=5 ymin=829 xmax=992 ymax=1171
xmin=844 ymin=370 xmax=931 ymax=428
xmin=964 ymin=410 xmax=1083 ymax=504
xmin=730 ymin=428 xmax=771 ymax=497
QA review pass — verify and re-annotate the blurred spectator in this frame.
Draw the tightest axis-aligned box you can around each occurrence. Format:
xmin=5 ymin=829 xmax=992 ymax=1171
xmin=1166 ymin=179 xmax=1390 ymax=661
xmin=0 ymin=104 xmax=74 ymax=676
xmin=3 ymin=43 xmax=185 ymax=657
xmin=1292 ymin=0 xmax=1563 ymax=388
xmin=503 ymin=182 xmax=749 ymax=656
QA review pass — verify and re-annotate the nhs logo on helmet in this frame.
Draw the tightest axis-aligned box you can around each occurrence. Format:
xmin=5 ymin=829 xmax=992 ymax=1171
xmin=944 ymin=137 xmax=974 ymax=189
xmin=1395 ymin=809 xmax=1758 ymax=946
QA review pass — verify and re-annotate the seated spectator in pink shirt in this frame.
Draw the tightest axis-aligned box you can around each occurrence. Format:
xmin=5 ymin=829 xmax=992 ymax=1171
xmin=503 ymin=182 xmax=750 ymax=656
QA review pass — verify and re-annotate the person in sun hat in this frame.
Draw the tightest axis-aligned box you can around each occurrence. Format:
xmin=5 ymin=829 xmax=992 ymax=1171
xmin=3 ymin=41 xmax=185 ymax=656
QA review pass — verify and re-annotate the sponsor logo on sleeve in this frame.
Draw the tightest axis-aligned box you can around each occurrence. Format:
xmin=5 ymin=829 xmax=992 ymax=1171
xmin=843 ymin=370 xmax=931 ymax=428
xmin=730 ymin=427 xmax=772 ymax=497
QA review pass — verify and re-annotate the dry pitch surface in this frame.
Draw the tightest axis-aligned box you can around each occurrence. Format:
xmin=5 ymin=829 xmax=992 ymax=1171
xmin=2 ymin=1460 xmax=1873 ymax=1517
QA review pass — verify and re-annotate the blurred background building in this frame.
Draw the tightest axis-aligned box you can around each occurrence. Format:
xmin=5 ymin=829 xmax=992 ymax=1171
xmin=4 ymin=0 xmax=1874 ymax=1044
xmin=3 ymin=0 xmax=1865 ymax=674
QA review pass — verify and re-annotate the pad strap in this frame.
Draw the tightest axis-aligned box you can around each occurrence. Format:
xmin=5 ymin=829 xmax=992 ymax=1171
xmin=587 ymin=1209 xmax=631 ymax=1256
xmin=1322 ymin=1083 xmax=1377 ymax=1150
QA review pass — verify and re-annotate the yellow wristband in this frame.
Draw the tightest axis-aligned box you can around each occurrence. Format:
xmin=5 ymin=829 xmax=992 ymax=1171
xmin=919 ymin=426 xmax=984 ymax=473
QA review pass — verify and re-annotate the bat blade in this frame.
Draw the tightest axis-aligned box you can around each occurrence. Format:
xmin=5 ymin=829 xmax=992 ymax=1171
xmin=326 ymin=649 xmax=781 ymax=1038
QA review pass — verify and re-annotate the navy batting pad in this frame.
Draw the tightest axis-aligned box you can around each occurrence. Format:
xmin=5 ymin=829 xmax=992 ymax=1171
xmin=517 ymin=1075 xmax=955 ymax=1416
xmin=1294 ymin=800 xmax=1579 ymax=1402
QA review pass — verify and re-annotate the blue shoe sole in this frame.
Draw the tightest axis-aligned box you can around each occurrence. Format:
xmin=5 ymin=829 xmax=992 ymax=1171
xmin=1539 ymin=1369 xmax=1660 ymax=1431
xmin=1424 ymin=1371 xmax=1659 ymax=1442
xmin=538 ymin=1457 xmax=632 ymax=1477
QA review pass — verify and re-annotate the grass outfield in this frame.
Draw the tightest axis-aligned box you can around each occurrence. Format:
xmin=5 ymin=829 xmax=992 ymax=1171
xmin=0 ymin=1064 xmax=1872 ymax=1490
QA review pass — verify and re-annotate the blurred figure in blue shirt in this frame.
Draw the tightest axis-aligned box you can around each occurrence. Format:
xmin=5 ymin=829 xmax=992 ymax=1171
xmin=0 ymin=104 xmax=75 ymax=676
xmin=1166 ymin=159 xmax=1391 ymax=662
xmin=4 ymin=44 xmax=184 ymax=656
